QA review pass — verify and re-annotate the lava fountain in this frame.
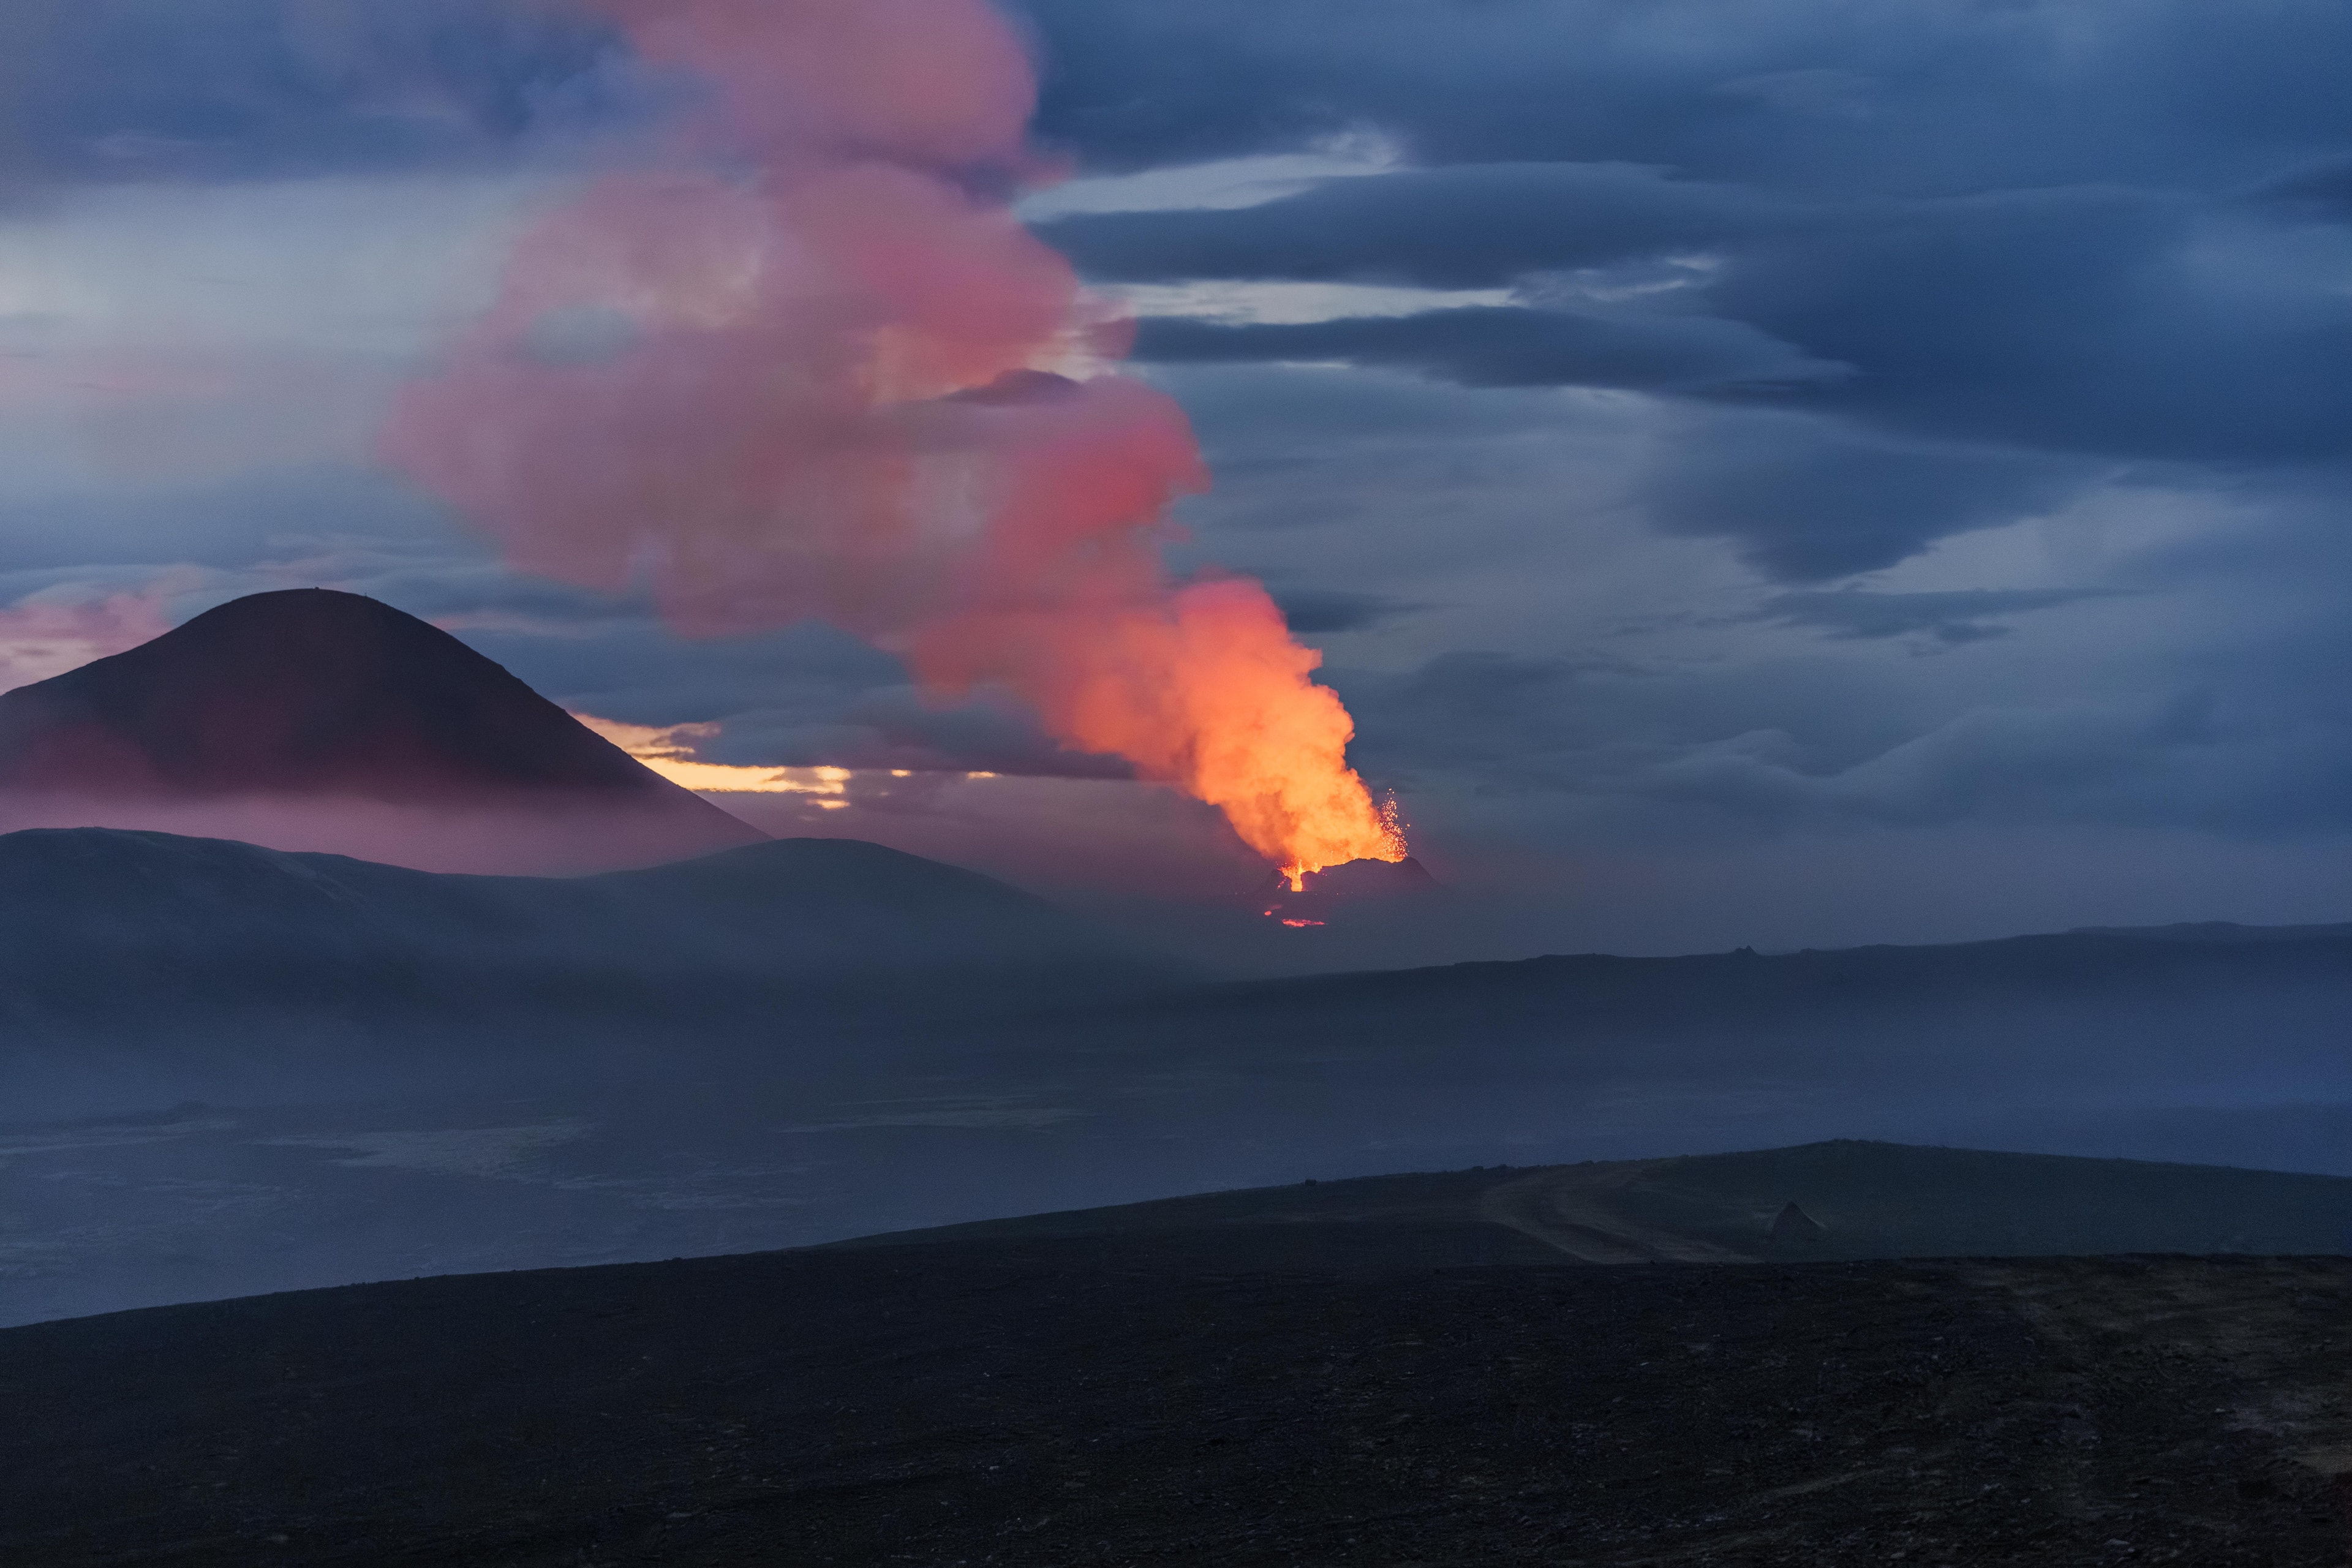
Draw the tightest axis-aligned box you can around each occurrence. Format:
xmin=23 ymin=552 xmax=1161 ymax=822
xmin=379 ymin=0 xmax=1404 ymax=882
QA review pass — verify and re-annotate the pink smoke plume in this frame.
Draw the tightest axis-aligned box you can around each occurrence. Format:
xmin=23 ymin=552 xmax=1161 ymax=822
xmin=380 ymin=0 xmax=1403 ymax=878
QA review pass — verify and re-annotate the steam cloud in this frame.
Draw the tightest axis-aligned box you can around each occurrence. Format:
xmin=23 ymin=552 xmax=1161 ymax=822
xmin=379 ymin=0 xmax=1402 ymax=876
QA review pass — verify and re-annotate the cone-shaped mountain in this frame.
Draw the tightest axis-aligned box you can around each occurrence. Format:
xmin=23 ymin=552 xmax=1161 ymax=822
xmin=0 ymin=589 xmax=760 ymax=846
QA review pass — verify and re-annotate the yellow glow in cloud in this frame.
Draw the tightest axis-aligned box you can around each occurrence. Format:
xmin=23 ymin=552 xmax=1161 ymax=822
xmin=573 ymin=713 xmax=853 ymax=805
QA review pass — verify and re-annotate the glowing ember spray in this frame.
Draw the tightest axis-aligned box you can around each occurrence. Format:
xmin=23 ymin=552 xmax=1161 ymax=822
xmin=380 ymin=0 xmax=1404 ymax=880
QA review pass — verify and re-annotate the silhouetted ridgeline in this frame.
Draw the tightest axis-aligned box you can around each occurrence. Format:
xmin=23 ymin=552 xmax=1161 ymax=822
xmin=6 ymin=823 xmax=2350 ymax=1132
xmin=827 ymin=1140 xmax=2352 ymax=1265
xmin=0 ymin=827 xmax=1174 ymax=1098
xmin=0 ymin=590 xmax=738 ymax=811
xmin=1039 ymin=924 xmax=2352 ymax=1084
xmin=0 ymin=589 xmax=761 ymax=872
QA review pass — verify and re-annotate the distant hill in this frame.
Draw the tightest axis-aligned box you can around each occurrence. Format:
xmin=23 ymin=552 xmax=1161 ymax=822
xmin=9 ymin=818 xmax=2350 ymax=1139
xmin=1033 ymin=922 xmax=2352 ymax=1098
xmin=0 ymin=827 xmax=1174 ymax=1096
xmin=0 ymin=589 xmax=761 ymax=872
xmin=828 ymin=1139 xmax=2352 ymax=1267
xmin=2069 ymin=919 xmax=2352 ymax=943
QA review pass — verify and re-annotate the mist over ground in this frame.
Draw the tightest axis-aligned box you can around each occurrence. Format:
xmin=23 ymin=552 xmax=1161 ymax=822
xmin=6 ymin=826 xmax=2348 ymax=1327
xmin=1 ymin=0 xmax=2348 ymax=1352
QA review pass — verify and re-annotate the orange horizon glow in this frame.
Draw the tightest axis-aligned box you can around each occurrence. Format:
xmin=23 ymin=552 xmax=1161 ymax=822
xmin=575 ymin=713 xmax=882 ymax=805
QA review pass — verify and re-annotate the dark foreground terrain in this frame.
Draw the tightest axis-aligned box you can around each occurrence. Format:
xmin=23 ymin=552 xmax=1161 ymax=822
xmin=837 ymin=1141 xmax=2352 ymax=1264
xmin=4 ymin=1232 xmax=2346 ymax=1567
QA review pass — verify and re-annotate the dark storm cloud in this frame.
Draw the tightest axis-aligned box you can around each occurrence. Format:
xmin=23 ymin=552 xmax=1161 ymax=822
xmin=1267 ymin=586 xmax=1425 ymax=635
xmin=7 ymin=0 xmax=2348 ymax=907
xmin=1708 ymin=189 xmax=2352 ymax=466
xmin=1317 ymin=477 xmax=2352 ymax=848
xmin=4 ymin=0 xmax=622 ymax=184
xmin=1635 ymin=416 xmax=2092 ymax=580
xmin=1044 ymin=162 xmax=1781 ymax=288
xmin=317 ymin=564 xmax=647 ymax=630
xmin=1626 ymin=693 xmax=2234 ymax=832
xmin=0 ymin=466 xmax=456 ymax=575
xmin=1197 ymin=446 xmax=2352 ymax=870
xmin=1058 ymin=173 xmax=2352 ymax=470
xmin=1136 ymin=306 xmax=1840 ymax=393
xmin=452 ymin=616 xmax=899 ymax=723
xmin=2249 ymin=154 xmax=2352 ymax=222
xmin=1336 ymin=650 xmax=1596 ymax=778
xmin=1327 ymin=640 xmax=2352 ymax=843
xmin=1756 ymin=589 xmax=2122 ymax=646
xmin=1020 ymin=0 xmax=2352 ymax=576
xmin=1012 ymin=0 xmax=2352 ymax=192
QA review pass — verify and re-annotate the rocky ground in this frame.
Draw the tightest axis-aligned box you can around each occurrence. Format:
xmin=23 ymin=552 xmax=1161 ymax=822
xmin=2 ymin=1234 xmax=2346 ymax=1566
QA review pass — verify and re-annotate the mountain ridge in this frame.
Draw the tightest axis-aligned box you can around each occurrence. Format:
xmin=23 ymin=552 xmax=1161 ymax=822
xmin=823 ymin=1138 xmax=2352 ymax=1265
xmin=0 ymin=826 xmax=1177 ymax=1106
xmin=0 ymin=589 xmax=762 ymax=872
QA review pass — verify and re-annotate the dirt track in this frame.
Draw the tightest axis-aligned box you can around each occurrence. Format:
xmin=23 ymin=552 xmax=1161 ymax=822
xmin=1479 ymin=1161 xmax=1758 ymax=1262
xmin=2 ymin=1238 xmax=2346 ymax=1566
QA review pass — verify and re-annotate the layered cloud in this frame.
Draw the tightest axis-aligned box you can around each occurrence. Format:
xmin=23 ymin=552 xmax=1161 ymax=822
xmin=1754 ymin=588 xmax=2124 ymax=647
xmin=0 ymin=0 xmax=2346 ymax=941
xmin=1016 ymin=0 xmax=2351 ymax=583
xmin=1012 ymin=0 xmax=2350 ymax=188
xmin=1042 ymin=156 xmax=2350 ymax=486
xmin=0 ymin=0 xmax=623 ymax=187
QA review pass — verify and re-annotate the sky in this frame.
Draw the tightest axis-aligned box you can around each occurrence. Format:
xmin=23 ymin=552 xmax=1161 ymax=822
xmin=1 ymin=0 xmax=2348 ymax=957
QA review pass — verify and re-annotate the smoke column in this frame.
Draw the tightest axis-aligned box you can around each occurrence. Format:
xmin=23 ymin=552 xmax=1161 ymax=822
xmin=380 ymin=0 xmax=1403 ymax=878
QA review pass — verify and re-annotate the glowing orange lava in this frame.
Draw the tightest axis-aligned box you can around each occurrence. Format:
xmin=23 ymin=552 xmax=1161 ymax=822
xmin=919 ymin=578 xmax=1409 ymax=881
xmin=1273 ymin=791 xmax=1408 ymax=888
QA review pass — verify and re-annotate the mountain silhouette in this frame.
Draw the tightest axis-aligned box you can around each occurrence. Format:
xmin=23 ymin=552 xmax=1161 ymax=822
xmin=0 ymin=826 xmax=1178 ymax=1102
xmin=0 ymin=589 xmax=761 ymax=869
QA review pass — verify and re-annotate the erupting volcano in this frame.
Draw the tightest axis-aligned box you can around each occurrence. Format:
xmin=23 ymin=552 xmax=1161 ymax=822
xmin=1252 ymin=854 xmax=1441 ymax=927
xmin=379 ymin=0 xmax=1407 ymax=886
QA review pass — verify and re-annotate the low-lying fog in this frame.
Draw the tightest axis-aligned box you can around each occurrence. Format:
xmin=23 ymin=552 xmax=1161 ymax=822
xmin=8 ymin=974 xmax=2350 ymax=1327
xmin=4 ymin=830 xmax=2349 ymax=1326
